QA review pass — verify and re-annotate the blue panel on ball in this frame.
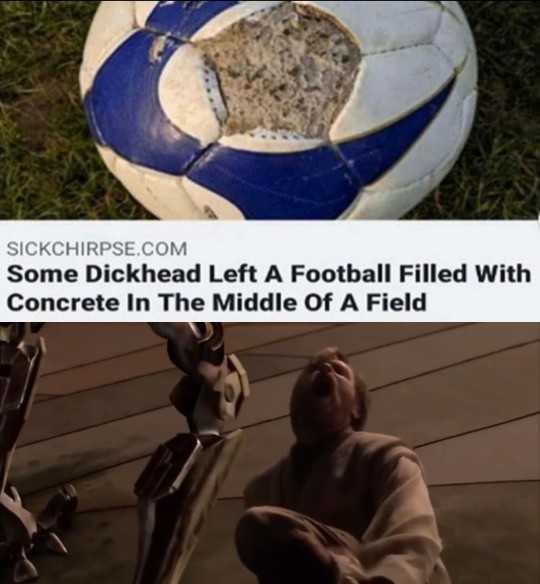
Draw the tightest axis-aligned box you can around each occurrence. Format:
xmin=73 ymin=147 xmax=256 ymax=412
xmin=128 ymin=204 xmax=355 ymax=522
xmin=84 ymin=31 xmax=204 ymax=175
xmin=337 ymin=79 xmax=456 ymax=186
xmin=187 ymin=146 xmax=361 ymax=220
xmin=186 ymin=80 xmax=455 ymax=220
xmin=146 ymin=1 xmax=240 ymax=40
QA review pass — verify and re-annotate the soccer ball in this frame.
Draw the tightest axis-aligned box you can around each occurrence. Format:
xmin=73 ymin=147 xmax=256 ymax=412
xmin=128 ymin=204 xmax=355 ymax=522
xmin=81 ymin=1 xmax=478 ymax=220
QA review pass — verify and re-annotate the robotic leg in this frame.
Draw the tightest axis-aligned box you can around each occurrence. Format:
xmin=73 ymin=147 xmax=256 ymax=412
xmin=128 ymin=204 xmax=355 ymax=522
xmin=0 ymin=324 xmax=78 ymax=583
xmin=134 ymin=324 xmax=250 ymax=584
xmin=1 ymin=322 xmax=248 ymax=584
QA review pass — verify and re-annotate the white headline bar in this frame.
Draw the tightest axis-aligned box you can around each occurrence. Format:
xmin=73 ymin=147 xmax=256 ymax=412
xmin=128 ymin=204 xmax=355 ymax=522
xmin=0 ymin=221 xmax=538 ymax=322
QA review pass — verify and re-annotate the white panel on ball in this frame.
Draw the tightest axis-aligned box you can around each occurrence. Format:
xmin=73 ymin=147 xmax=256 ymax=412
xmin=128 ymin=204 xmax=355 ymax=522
xmin=345 ymin=155 xmax=453 ymax=220
xmin=330 ymin=45 xmax=454 ymax=142
xmin=294 ymin=1 xmax=442 ymax=54
xmin=365 ymin=85 xmax=467 ymax=190
xmin=456 ymin=52 xmax=478 ymax=100
xmin=434 ymin=10 xmax=471 ymax=68
xmin=191 ymin=1 xmax=285 ymax=42
xmin=219 ymin=132 xmax=325 ymax=155
xmin=348 ymin=90 xmax=478 ymax=220
xmin=95 ymin=144 xmax=119 ymax=175
xmin=80 ymin=1 xmax=136 ymax=97
xmin=113 ymin=157 xmax=204 ymax=219
xmin=135 ymin=1 xmax=159 ymax=28
xmin=441 ymin=1 xmax=468 ymax=24
xmin=158 ymin=44 xmax=227 ymax=147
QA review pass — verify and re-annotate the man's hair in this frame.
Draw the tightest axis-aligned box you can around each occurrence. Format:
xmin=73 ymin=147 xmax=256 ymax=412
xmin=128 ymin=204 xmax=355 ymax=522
xmin=311 ymin=347 xmax=370 ymax=430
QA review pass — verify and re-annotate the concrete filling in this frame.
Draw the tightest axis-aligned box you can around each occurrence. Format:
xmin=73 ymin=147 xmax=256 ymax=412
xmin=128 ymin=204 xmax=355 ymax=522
xmin=198 ymin=2 xmax=361 ymax=139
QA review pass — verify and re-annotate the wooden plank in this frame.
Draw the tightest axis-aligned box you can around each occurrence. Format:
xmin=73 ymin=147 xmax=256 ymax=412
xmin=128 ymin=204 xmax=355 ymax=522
xmin=183 ymin=500 xmax=252 ymax=584
xmin=226 ymin=323 xmax=465 ymax=389
xmin=9 ymin=507 xmax=138 ymax=584
xmin=40 ymin=324 xmax=159 ymax=374
xmin=37 ymin=324 xmax=331 ymax=397
xmin=221 ymin=343 xmax=540 ymax=497
xmin=16 ymin=338 xmax=539 ymax=504
xmin=35 ymin=323 xmax=459 ymax=396
xmin=26 ymin=458 xmax=146 ymax=515
xmin=18 ymin=501 xmax=254 ymax=584
xmin=432 ymin=482 xmax=540 ymax=584
xmin=25 ymin=350 xmax=328 ymax=448
xmin=225 ymin=323 xmax=337 ymax=353
xmin=13 ymin=409 xmax=189 ymax=495
xmin=244 ymin=323 xmax=464 ymax=357
xmin=234 ymin=326 xmax=539 ymax=430
xmin=21 ymin=370 xmax=179 ymax=447
xmin=366 ymin=342 xmax=540 ymax=446
xmin=185 ymin=483 xmax=540 ymax=584
xmin=419 ymin=415 xmax=540 ymax=485
xmin=38 ymin=346 xmax=171 ymax=398
xmin=29 ymin=324 xmax=539 ymax=447
xmin=23 ymin=483 xmax=539 ymax=584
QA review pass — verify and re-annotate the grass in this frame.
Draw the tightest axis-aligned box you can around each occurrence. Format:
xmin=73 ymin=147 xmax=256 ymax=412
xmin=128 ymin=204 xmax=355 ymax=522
xmin=0 ymin=0 xmax=538 ymax=220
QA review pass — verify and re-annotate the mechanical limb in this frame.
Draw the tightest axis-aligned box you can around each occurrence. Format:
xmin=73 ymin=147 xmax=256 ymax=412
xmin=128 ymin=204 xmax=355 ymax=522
xmin=0 ymin=324 xmax=78 ymax=583
xmin=134 ymin=324 xmax=250 ymax=584
xmin=2 ymin=322 xmax=249 ymax=584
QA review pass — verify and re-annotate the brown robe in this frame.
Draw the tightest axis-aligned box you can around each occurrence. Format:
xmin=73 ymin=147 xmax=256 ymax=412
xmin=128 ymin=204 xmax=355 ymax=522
xmin=244 ymin=431 xmax=450 ymax=584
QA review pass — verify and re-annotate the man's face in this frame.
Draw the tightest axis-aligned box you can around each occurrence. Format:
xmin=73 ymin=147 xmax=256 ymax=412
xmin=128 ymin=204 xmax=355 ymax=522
xmin=290 ymin=348 xmax=358 ymax=445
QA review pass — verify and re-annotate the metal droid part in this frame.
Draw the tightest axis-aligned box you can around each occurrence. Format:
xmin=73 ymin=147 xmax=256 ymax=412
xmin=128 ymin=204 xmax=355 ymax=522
xmin=0 ymin=323 xmax=249 ymax=584
xmin=0 ymin=324 xmax=78 ymax=583
xmin=135 ymin=323 xmax=250 ymax=584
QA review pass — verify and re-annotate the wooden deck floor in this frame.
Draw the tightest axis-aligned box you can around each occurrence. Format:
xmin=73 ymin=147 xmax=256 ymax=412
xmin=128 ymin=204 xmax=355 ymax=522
xmin=9 ymin=323 xmax=540 ymax=584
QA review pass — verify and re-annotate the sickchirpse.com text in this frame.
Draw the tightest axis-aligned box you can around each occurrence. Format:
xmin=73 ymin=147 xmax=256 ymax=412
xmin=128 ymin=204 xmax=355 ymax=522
xmin=5 ymin=240 xmax=188 ymax=258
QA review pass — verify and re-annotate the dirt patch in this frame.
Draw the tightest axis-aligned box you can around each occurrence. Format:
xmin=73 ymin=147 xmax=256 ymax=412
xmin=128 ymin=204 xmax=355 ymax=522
xmin=198 ymin=2 xmax=361 ymax=138
xmin=9 ymin=78 xmax=72 ymax=149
